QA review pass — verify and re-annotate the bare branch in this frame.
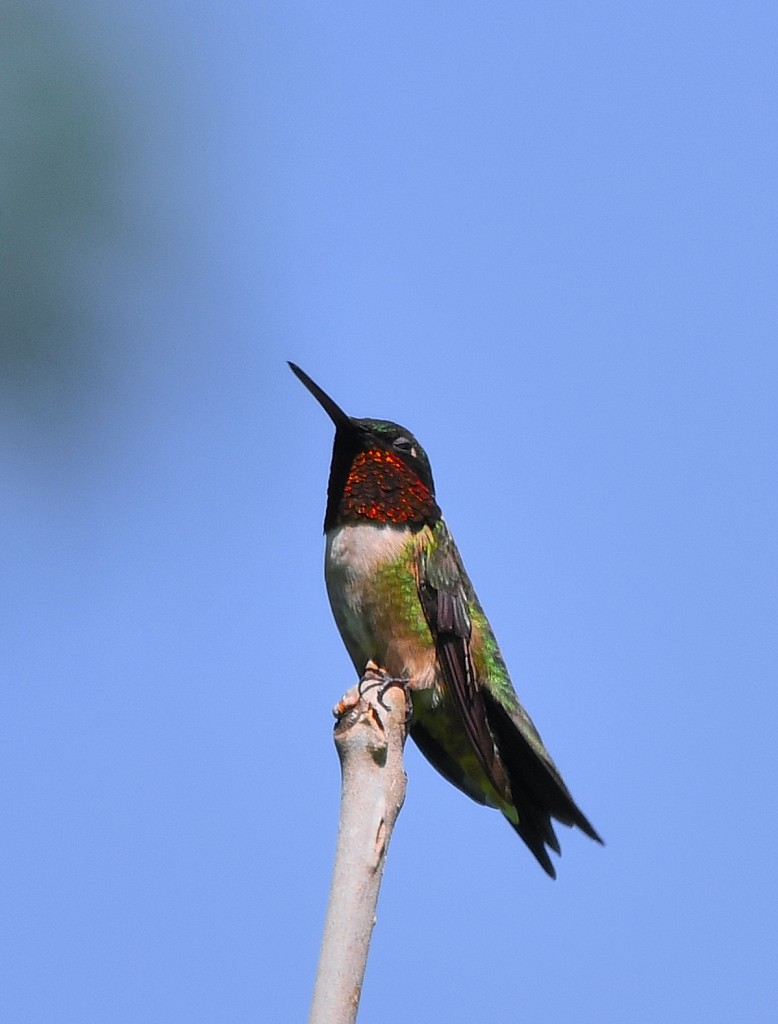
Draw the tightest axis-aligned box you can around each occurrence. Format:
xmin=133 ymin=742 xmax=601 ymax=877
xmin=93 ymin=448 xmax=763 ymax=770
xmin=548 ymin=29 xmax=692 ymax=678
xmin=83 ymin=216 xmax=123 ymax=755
xmin=308 ymin=664 xmax=409 ymax=1024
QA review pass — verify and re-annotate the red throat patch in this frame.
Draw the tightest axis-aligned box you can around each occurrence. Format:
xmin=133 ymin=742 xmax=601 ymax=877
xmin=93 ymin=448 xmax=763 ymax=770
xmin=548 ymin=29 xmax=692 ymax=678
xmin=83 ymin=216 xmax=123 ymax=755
xmin=340 ymin=448 xmax=436 ymax=524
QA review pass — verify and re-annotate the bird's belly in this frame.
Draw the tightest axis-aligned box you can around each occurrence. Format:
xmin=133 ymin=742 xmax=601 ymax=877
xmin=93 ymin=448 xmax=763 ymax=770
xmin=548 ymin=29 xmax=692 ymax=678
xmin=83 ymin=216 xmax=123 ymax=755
xmin=324 ymin=523 xmax=437 ymax=690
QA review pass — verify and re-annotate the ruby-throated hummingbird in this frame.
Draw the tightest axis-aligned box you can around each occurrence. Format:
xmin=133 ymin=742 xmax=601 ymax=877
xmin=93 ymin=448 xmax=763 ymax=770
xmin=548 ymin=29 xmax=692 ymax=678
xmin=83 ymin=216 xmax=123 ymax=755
xmin=289 ymin=362 xmax=602 ymax=877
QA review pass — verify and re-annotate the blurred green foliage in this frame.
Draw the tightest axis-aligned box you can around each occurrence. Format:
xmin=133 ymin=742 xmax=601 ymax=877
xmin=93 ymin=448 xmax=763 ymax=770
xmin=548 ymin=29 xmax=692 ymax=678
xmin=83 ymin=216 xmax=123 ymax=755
xmin=1 ymin=0 xmax=121 ymax=426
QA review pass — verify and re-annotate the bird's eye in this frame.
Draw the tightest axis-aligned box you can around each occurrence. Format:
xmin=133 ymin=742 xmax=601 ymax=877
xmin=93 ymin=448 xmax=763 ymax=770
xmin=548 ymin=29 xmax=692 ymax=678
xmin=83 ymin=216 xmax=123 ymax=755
xmin=393 ymin=436 xmax=415 ymax=456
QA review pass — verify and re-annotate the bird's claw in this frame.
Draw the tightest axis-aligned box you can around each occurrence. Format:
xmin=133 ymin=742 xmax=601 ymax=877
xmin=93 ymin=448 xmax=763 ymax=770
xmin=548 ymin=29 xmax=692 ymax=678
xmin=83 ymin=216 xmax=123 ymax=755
xmin=358 ymin=663 xmax=413 ymax=723
xmin=333 ymin=663 xmax=413 ymax=724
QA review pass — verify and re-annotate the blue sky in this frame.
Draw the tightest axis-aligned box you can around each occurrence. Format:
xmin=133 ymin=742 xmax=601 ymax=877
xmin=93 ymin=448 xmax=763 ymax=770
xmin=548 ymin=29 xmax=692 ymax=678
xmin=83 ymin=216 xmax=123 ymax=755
xmin=2 ymin=2 xmax=777 ymax=1021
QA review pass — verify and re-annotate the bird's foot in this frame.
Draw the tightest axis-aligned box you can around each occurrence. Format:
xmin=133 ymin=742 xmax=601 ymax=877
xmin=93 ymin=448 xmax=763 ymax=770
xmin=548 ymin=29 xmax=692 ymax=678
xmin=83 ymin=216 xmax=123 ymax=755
xmin=333 ymin=662 xmax=413 ymax=724
xmin=358 ymin=662 xmax=413 ymax=724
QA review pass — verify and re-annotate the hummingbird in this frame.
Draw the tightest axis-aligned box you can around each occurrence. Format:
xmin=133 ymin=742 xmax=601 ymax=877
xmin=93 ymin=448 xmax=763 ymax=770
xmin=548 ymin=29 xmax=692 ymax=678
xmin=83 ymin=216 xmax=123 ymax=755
xmin=289 ymin=362 xmax=602 ymax=877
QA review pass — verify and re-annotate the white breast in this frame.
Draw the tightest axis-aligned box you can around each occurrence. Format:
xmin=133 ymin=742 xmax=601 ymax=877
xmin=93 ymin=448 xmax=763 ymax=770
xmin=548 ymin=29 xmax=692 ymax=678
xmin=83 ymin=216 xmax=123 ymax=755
xmin=324 ymin=522 xmax=439 ymax=692
xmin=325 ymin=522 xmax=410 ymax=578
xmin=323 ymin=523 xmax=410 ymax=669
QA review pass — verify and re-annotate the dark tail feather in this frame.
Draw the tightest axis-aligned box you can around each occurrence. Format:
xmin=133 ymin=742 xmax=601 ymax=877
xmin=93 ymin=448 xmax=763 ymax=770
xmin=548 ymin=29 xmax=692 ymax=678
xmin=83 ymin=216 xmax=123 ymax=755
xmin=483 ymin=691 xmax=603 ymax=877
xmin=508 ymin=817 xmax=558 ymax=878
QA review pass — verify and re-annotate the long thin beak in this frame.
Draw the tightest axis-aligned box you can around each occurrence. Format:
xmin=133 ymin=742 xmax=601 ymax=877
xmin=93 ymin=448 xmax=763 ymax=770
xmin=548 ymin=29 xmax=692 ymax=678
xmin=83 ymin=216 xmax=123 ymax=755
xmin=288 ymin=362 xmax=354 ymax=432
